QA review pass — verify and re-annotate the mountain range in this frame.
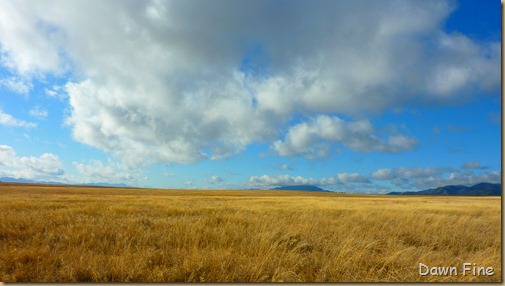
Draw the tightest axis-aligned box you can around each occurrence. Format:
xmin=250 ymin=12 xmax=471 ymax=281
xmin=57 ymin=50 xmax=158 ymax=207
xmin=387 ymin=182 xmax=501 ymax=196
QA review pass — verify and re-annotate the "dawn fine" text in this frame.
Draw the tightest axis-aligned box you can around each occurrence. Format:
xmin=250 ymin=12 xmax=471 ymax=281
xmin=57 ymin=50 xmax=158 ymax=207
xmin=419 ymin=263 xmax=494 ymax=276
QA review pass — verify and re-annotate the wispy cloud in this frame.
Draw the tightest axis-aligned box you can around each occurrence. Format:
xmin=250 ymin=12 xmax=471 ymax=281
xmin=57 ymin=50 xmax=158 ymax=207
xmin=461 ymin=161 xmax=487 ymax=170
xmin=29 ymin=106 xmax=48 ymax=119
xmin=44 ymin=85 xmax=66 ymax=100
xmin=432 ymin=125 xmax=441 ymax=135
xmin=0 ymin=108 xmax=35 ymax=128
xmin=446 ymin=124 xmax=471 ymax=133
xmin=0 ymin=76 xmax=32 ymax=94
xmin=73 ymin=159 xmax=138 ymax=185
xmin=279 ymin=164 xmax=293 ymax=170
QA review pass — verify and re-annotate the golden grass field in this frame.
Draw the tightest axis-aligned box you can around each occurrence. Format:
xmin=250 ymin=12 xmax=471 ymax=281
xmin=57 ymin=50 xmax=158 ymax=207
xmin=0 ymin=182 xmax=501 ymax=282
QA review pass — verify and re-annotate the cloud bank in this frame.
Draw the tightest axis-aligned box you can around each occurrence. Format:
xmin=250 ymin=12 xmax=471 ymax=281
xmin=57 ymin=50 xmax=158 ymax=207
xmin=0 ymin=145 xmax=140 ymax=185
xmin=250 ymin=162 xmax=500 ymax=192
xmin=0 ymin=145 xmax=64 ymax=180
xmin=0 ymin=0 xmax=500 ymax=166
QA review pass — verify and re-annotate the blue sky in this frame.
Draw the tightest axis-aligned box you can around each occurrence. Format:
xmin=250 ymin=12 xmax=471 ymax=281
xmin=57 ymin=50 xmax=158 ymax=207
xmin=0 ymin=0 xmax=500 ymax=193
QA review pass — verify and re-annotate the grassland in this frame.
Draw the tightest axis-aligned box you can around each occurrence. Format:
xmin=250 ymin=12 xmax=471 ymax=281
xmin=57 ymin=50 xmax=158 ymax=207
xmin=0 ymin=183 xmax=501 ymax=282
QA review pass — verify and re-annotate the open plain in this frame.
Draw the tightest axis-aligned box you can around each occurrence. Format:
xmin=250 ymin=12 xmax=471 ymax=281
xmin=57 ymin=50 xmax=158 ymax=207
xmin=0 ymin=183 xmax=501 ymax=282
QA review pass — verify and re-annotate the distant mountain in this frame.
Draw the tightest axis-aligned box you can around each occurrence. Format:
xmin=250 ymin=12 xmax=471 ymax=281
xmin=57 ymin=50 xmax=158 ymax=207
xmin=271 ymin=185 xmax=331 ymax=192
xmin=388 ymin=183 xmax=501 ymax=196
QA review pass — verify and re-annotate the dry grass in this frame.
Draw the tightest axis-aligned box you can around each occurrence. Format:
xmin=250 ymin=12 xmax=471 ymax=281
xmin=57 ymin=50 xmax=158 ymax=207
xmin=0 ymin=183 xmax=501 ymax=282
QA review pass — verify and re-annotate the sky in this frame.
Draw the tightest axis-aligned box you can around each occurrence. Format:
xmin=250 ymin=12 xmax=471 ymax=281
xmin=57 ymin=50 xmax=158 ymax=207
xmin=0 ymin=0 xmax=501 ymax=193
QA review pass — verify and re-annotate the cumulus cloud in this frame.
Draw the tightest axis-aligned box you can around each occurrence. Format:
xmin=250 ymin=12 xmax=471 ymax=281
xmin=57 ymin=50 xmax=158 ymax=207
xmin=249 ymin=174 xmax=319 ymax=188
xmin=273 ymin=115 xmax=417 ymax=158
xmin=411 ymin=171 xmax=501 ymax=189
xmin=372 ymin=167 xmax=455 ymax=180
xmin=0 ymin=0 xmax=499 ymax=166
xmin=247 ymin=173 xmax=387 ymax=193
xmin=337 ymin=172 xmax=370 ymax=184
xmin=0 ymin=108 xmax=35 ymax=128
xmin=319 ymin=177 xmax=337 ymax=186
xmin=248 ymin=164 xmax=500 ymax=192
xmin=371 ymin=168 xmax=396 ymax=180
xmin=0 ymin=145 xmax=64 ymax=180
xmin=0 ymin=1 xmax=67 ymax=76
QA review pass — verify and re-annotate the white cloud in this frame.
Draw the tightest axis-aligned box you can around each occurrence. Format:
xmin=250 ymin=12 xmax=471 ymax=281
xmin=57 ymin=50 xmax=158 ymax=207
xmin=337 ymin=172 xmax=370 ymax=184
xmin=371 ymin=168 xmax=396 ymax=180
xmin=0 ymin=1 xmax=67 ymax=76
xmin=73 ymin=159 xmax=138 ymax=184
xmin=0 ymin=108 xmax=35 ymax=128
xmin=426 ymin=35 xmax=500 ymax=97
xmin=44 ymin=85 xmax=66 ymax=100
xmin=371 ymin=166 xmax=500 ymax=189
xmin=252 ymin=172 xmax=373 ymax=187
xmin=0 ymin=145 xmax=64 ymax=180
xmin=319 ymin=177 xmax=337 ymax=186
xmin=411 ymin=171 xmax=501 ymax=189
xmin=0 ymin=76 xmax=32 ymax=94
xmin=249 ymin=174 xmax=318 ymax=188
xmin=0 ymin=1 xmax=499 ymax=166
xmin=248 ymin=164 xmax=501 ymax=192
xmin=247 ymin=173 xmax=389 ymax=193
xmin=29 ymin=106 xmax=48 ymax=119
xmin=209 ymin=175 xmax=223 ymax=184
xmin=372 ymin=167 xmax=455 ymax=180
xmin=273 ymin=115 xmax=417 ymax=158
